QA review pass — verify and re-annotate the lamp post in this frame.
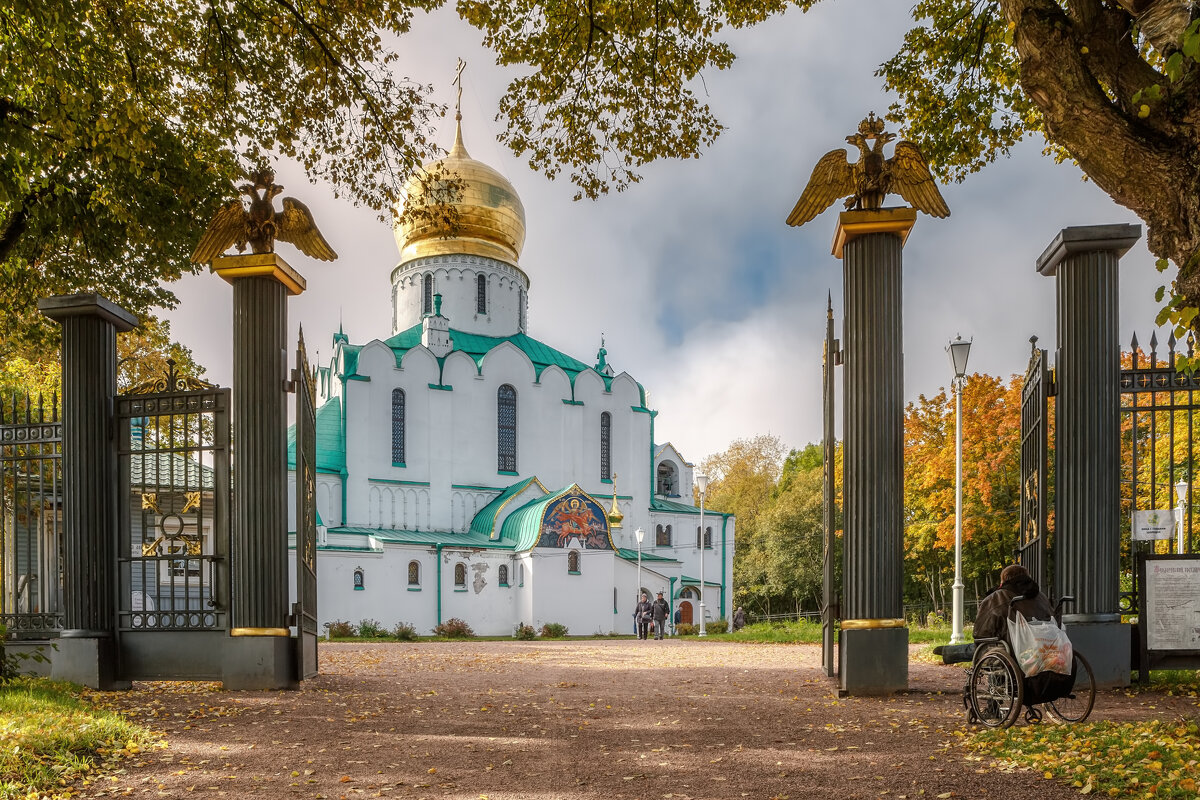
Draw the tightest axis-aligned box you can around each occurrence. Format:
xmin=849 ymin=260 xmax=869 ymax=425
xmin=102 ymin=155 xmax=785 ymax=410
xmin=947 ymin=335 xmax=972 ymax=645
xmin=1175 ymin=480 xmax=1188 ymax=554
xmin=635 ymin=527 xmax=645 ymax=600
xmin=696 ymin=473 xmax=709 ymax=637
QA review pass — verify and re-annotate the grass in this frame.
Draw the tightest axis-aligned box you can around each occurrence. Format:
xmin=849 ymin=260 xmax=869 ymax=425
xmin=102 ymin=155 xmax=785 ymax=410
xmin=967 ymin=717 xmax=1200 ymax=797
xmin=0 ymin=678 xmax=158 ymax=799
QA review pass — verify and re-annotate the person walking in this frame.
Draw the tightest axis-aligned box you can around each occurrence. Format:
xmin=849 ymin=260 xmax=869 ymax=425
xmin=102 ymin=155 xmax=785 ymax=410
xmin=651 ymin=591 xmax=670 ymax=640
xmin=732 ymin=606 xmax=746 ymax=632
xmin=635 ymin=592 xmax=653 ymax=640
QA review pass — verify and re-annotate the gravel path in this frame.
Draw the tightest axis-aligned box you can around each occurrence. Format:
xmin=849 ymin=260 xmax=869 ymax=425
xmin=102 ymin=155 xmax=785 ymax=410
xmin=81 ymin=640 xmax=1197 ymax=799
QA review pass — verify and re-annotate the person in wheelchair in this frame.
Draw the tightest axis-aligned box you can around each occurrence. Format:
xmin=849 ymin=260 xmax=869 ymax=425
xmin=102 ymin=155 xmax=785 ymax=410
xmin=974 ymin=564 xmax=1054 ymax=641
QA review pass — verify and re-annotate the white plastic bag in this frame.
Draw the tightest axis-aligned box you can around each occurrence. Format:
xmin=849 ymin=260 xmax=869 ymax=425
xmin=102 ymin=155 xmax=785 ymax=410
xmin=1007 ymin=611 xmax=1073 ymax=677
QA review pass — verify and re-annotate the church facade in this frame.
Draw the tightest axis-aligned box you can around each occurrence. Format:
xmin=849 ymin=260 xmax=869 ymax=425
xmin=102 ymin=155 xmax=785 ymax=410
xmin=287 ymin=121 xmax=733 ymax=637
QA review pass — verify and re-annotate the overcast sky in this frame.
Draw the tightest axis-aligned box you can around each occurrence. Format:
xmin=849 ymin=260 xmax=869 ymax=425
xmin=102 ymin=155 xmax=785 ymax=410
xmin=161 ymin=0 xmax=1161 ymax=466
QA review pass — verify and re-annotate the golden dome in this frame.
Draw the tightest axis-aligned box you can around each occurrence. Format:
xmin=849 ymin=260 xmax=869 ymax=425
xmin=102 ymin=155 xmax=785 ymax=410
xmin=394 ymin=120 xmax=526 ymax=268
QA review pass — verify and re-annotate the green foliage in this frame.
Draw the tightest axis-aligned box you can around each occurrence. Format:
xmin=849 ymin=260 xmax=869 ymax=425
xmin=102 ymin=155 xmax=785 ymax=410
xmin=539 ymin=622 xmax=568 ymax=639
xmin=357 ymin=618 xmax=387 ymax=638
xmin=0 ymin=677 xmax=157 ymax=798
xmin=433 ymin=618 xmax=474 ymax=639
xmin=675 ymin=623 xmax=698 ymax=636
xmin=324 ymin=620 xmax=356 ymax=638
xmin=719 ymin=619 xmax=823 ymax=643
xmin=513 ymin=622 xmax=536 ymax=640
xmin=390 ymin=621 xmax=420 ymax=641
xmin=706 ymin=619 xmax=728 ymax=634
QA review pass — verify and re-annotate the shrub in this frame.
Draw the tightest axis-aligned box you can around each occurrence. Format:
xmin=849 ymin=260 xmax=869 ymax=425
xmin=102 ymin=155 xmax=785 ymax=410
xmin=357 ymin=618 xmax=387 ymax=638
xmin=676 ymin=623 xmax=697 ymax=636
xmin=434 ymin=618 xmax=474 ymax=638
xmin=540 ymin=622 xmax=569 ymax=638
xmin=514 ymin=622 xmax=536 ymax=640
xmin=707 ymin=619 xmax=729 ymax=634
xmin=325 ymin=620 xmax=356 ymax=638
xmin=391 ymin=621 xmax=419 ymax=641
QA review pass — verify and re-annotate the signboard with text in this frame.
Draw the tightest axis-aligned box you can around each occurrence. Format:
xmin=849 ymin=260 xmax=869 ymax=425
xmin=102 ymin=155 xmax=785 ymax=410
xmin=1137 ymin=555 xmax=1200 ymax=682
xmin=1133 ymin=509 xmax=1176 ymax=541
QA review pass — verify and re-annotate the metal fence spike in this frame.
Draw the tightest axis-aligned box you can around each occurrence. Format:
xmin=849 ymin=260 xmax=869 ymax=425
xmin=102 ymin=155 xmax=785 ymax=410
xmin=1131 ymin=331 xmax=1139 ymax=351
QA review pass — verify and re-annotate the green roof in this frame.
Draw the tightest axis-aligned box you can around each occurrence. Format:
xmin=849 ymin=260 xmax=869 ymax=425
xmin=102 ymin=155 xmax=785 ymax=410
xmin=650 ymin=497 xmax=733 ymax=517
xmin=468 ymin=477 xmax=545 ymax=540
xmin=328 ymin=527 xmax=512 ymax=548
xmin=498 ymin=484 xmax=615 ymax=551
xmin=680 ymin=575 xmax=722 ymax=586
xmin=287 ymin=397 xmax=345 ymax=474
xmin=615 ymin=547 xmax=681 ymax=564
xmin=381 ymin=323 xmax=592 ymax=379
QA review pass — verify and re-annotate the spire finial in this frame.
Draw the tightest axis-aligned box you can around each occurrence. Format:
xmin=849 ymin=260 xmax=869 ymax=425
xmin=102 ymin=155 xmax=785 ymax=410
xmin=449 ymin=58 xmax=469 ymax=158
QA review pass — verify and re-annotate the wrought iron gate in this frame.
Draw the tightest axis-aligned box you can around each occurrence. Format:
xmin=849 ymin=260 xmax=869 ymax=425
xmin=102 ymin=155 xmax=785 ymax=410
xmin=821 ymin=297 xmax=841 ymax=678
xmin=293 ymin=331 xmax=319 ymax=680
xmin=1017 ymin=338 xmax=1052 ymax=589
xmin=1118 ymin=331 xmax=1197 ymax=613
xmin=115 ymin=363 xmax=231 ymax=679
xmin=0 ymin=395 xmax=63 ymax=638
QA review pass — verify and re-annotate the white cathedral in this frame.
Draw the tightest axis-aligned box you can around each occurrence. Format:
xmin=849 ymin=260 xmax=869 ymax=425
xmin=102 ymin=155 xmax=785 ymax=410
xmin=287 ymin=120 xmax=734 ymax=637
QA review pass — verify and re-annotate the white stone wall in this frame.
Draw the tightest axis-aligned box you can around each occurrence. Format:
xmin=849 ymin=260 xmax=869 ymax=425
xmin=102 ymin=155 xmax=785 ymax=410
xmin=391 ymin=255 xmax=529 ymax=337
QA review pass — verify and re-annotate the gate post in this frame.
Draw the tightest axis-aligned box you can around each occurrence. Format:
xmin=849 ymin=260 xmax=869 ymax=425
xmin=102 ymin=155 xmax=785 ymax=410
xmin=213 ymin=253 xmax=306 ymax=689
xmin=835 ymin=208 xmax=913 ymax=695
xmin=37 ymin=294 xmax=137 ymax=689
xmin=1036 ymin=223 xmax=1140 ymax=688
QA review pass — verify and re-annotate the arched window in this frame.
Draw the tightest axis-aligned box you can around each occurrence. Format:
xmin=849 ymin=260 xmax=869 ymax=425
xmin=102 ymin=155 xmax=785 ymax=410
xmin=391 ymin=388 xmax=405 ymax=465
xmin=518 ymin=288 xmax=526 ymax=330
xmin=567 ymin=550 xmax=580 ymax=574
xmin=656 ymin=461 xmax=678 ymax=496
xmin=518 ymin=563 xmax=525 ymax=586
xmin=498 ymin=564 xmax=509 ymax=586
xmin=600 ymin=412 xmax=612 ymax=480
xmin=655 ymin=524 xmax=672 ymax=547
xmin=407 ymin=560 xmax=420 ymax=586
xmin=696 ymin=526 xmax=712 ymax=549
xmin=422 ymin=273 xmax=433 ymax=315
xmin=681 ymin=586 xmax=699 ymax=600
xmin=353 ymin=568 xmax=365 ymax=591
xmin=476 ymin=273 xmax=487 ymax=314
xmin=454 ymin=562 xmax=467 ymax=587
xmin=497 ymin=384 xmax=517 ymax=472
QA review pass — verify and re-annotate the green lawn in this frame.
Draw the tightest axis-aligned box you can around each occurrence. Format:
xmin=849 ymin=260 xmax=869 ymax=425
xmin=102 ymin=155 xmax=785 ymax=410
xmin=0 ymin=678 xmax=157 ymax=799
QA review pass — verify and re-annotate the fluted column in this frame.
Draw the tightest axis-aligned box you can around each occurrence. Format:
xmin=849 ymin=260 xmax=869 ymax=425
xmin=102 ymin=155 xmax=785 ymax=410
xmin=38 ymin=294 xmax=137 ymax=688
xmin=834 ymin=208 xmax=915 ymax=695
xmin=1036 ymin=223 xmax=1140 ymax=687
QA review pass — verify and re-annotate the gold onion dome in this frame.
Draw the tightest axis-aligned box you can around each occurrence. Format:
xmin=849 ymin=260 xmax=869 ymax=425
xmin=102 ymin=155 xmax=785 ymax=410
xmin=393 ymin=119 xmax=527 ymax=268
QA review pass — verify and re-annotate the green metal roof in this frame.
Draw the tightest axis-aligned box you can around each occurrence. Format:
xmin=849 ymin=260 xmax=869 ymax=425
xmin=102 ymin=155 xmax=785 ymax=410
xmin=379 ymin=323 xmax=592 ymax=379
xmin=468 ymin=476 xmax=546 ymax=540
xmin=497 ymin=484 xmax=616 ymax=551
xmin=680 ymin=575 xmax=722 ymax=586
xmin=650 ymin=497 xmax=733 ymax=517
xmin=329 ymin=527 xmax=513 ymax=549
xmin=615 ymin=547 xmax=681 ymax=564
xmin=287 ymin=397 xmax=345 ymax=474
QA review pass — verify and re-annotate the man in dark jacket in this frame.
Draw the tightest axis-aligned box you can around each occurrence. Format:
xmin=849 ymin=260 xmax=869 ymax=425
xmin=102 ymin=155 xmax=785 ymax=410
xmin=651 ymin=591 xmax=670 ymax=640
xmin=973 ymin=564 xmax=1055 ymax=641
xmin=635 ymin=593 xmax=652 ymax=640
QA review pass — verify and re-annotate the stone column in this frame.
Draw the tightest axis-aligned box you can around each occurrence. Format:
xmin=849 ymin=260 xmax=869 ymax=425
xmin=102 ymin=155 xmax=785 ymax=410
xmin=1036 ymin=224 xmax=1140 ymax=688
xmin=211 ymin=253 xmax=305 ymax=689
xmin=38 ymin=294 xmax=137 ymax=689
xmin=835 ymin=208 xmax=914 ymax=695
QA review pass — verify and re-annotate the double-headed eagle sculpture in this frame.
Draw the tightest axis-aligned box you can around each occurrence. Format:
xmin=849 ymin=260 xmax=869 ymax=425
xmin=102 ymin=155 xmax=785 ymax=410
xmin=191 ymin=169 xmax=337 ymax=263
xmin=786 ymin=113 xmax=949 ymax=227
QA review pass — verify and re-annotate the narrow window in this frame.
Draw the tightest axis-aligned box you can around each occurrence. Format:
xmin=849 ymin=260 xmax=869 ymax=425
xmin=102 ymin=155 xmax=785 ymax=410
xmin=353 ymin=568 xmax=365 ymax=591
xmin=600 ymin=412 xmax=612 ymax=481
xmin=518 ymin=288 xmax=526 ymax=330
xmin=656 ymin=461 xmax=677 ymax=495
xmin=423 ymin=273 xmax=433 ymax=314
xmin=498 ymin=384 xmax=517 ymax=472
xmin=391 ymin=388 xmax=405 ymax=464
xmin=656 ymin=524 xmax=672 ymax=547
xmin=518 ymin=563 xmax=525 ymax=586
xmin=454 ymin=562 xmax=466 ymax=587
xmin=567 ymin=550 xmax=580 ymax=574
xmin=407 ymin=560 xmax=420 ymax=586
xmin=476 ymin=274 xmax=487 ymax=314
xmin=499 ymin=564 xmax=509 ymax=586
xmin=696 ymin=526 xmax=713 ymax=549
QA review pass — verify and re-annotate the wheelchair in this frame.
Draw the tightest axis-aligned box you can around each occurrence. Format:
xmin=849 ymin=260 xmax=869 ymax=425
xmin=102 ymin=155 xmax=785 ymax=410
xmin=943 ymin=595 xmax=1097 ymax=728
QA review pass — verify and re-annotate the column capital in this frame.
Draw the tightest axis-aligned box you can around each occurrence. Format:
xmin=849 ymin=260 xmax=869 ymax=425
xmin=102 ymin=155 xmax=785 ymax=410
xmin=37 ymin=294 xmax=138 ymax=332
xmin=1036 ymin=223 xmax=1142 ymax=276
xmin=832 ymin=207 xmax=917 ymax=259
xmin=212 ymin=253 xmax=307 ymax=295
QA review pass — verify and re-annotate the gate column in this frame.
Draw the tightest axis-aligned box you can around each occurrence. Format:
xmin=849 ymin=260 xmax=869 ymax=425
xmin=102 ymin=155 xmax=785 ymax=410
xmin=213 ymin=253 xmax=306 ymax=690
xmin=1036 ymin=223 xmax=1140 ymax=688
xmin=836 ymin=208 xmax=913 ymax=695
xmin=38 ymin=293 xmax=137 ymax=689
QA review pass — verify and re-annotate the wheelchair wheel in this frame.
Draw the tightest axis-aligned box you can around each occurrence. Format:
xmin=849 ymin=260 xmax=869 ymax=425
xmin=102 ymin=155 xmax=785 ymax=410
xmin=969 ymin=649 xmax=1024 ymax=728
xmin=1046 ymin=652 xmax=1096 ymax=724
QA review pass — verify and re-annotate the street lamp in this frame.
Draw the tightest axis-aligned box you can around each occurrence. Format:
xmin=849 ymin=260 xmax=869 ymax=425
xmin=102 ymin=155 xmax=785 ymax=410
xmin=696 ymin=473 xmax=709 ymax=637
xmin=1175 ymin=479 xmax=1188 ymax=554
xmin=947 ymin=335 xmax=971 ymax=645
xmin=635 ymin=527 xmax=645 ymax=601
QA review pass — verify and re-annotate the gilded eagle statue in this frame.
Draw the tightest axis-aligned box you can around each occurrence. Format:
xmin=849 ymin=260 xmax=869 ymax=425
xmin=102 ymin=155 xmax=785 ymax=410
xmin=191 ymin=169 xmax=337 ymax=263
xmin=786 ymin=113 xmax=950 ymax=228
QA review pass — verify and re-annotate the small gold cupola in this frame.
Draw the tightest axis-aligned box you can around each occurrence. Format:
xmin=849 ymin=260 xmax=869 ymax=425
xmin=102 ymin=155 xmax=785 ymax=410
xmin=607 ymin=472 xmax=624 ymax=529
